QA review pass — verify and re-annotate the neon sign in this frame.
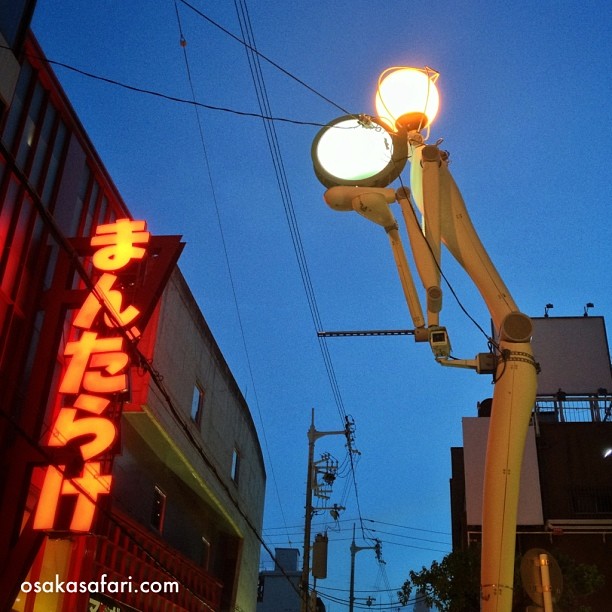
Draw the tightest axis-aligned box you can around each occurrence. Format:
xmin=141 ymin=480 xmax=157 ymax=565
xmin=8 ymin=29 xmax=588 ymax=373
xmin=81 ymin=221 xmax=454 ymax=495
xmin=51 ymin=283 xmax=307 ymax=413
xmin=33 ymin=219 xmax=151 ymax=532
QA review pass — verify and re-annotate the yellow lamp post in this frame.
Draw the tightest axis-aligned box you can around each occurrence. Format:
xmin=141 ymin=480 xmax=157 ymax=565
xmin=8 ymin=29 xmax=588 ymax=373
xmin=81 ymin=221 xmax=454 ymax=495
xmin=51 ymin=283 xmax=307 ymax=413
xmin=312 ymin=67 xmax=538 ymax=612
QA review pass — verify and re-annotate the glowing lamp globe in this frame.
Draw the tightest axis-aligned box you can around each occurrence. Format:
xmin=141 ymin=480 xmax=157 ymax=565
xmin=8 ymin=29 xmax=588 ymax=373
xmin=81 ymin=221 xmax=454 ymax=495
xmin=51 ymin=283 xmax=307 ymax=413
xmin=311 ymin=115 xmax=407 ymax=188
xmin=375 ymin=67 xmax=440 ymax=132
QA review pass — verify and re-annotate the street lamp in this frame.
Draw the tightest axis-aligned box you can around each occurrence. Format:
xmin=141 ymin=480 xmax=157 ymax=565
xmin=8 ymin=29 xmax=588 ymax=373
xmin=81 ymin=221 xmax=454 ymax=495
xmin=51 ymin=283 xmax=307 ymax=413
xmin=311 ymin=115 xmax=407 ymax=189
xmin=375 ymin=66 xmax=440 ymax=132
xmin=311 ymin=67 xmax=538 ymax=612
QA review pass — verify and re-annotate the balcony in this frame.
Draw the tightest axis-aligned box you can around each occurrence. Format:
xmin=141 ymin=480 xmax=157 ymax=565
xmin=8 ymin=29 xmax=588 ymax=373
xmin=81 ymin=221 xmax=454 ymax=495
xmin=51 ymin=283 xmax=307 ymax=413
xmin=87 ymin=510 xmax=223 ymax=611
xmin=534 ymin=394 xmax=612 ymax=423
xmin=571 ymin=486 xmax=612 ymax=517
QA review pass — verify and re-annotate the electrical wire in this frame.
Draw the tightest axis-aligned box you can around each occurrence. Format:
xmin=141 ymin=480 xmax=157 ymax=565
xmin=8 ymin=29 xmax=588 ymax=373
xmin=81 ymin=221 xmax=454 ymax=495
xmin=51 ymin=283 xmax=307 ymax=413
xmin=13 ymin=7 xmax=375 ymax=592
xmin=172 ymin=0 xmax=293 ymax=548
xmin=176 ymin=0 xmax=350 ymax=116
xmin=231 ymin=0 xmax=349 ymax=426
xmin=50 ymin=60 xmax=322 ymax=124
xmin=264 ymin=516 xmax=451 ymax=536
xmin=228 ymin=0 xmax=369 ymax=546
xmin=363 ymin=517 xmax=451 ymax=535
xmin=0 ymin=44 xmax=328 ymax=128
xmin=396 ymin=171 xmax=495 ymax=348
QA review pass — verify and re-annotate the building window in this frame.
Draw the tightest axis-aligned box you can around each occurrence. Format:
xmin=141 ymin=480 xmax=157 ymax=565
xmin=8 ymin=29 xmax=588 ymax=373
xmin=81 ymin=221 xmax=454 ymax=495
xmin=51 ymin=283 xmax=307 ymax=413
xmin=81 ymin=175 xmax=99 ymax=237
xmin=201 ymin=536 xmax=211 ymax=570
xmin=257 ymin=576 xmax=264 ymax=602
xmin=150 ymin=486 xmax=166 ymax=532
xmin=191 ymin=383 xmax=205 ymax=426
xmin=29 ymin=102 xmax=56 ymax=190
xmin=2 ymin=60 xmax=32 ymax=150
xmin=15 ymin=81 xmax=44 ymax=169
xmin=40 ymin=119 xmax=66 ymax=206
xmin=231 ymin=448 xmax=240 ymax=485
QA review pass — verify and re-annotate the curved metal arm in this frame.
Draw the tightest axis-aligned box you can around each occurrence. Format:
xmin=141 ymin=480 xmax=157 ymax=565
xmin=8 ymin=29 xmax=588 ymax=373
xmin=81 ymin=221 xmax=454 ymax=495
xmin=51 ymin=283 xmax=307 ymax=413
xmin=323 ymin=186 xmax=425 ymax=329
xmin=404 ymin=138 xmax=538 ymax=612
xmin=408 ymin=140 xmax=519 ymax=331
xmin=396 ymin=186 xmax=442 ymax=327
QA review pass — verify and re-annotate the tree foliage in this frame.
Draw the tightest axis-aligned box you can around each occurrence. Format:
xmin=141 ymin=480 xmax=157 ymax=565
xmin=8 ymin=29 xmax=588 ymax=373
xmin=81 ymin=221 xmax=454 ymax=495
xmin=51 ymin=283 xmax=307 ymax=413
xmin=398 ymin=546 xmax=604 ymax=612
xmin=398 ymin=547 xmax=480 ymax=611
xmin=544 ymin=551 xmax=605 ymax=612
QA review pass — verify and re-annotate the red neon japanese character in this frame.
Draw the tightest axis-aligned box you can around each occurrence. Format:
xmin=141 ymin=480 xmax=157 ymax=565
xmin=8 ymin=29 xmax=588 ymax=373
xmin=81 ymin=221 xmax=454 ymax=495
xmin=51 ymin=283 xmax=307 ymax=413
xmin=73 ymin=273 xmax=141 ymax=330
xmin=59 ymin=331 xmax=128 ymax=395
xmin=90 ymin=219 xmax=150 ymax=272
xmin=33 ymin=463 xmax=112 ymax=532
xmin=48 ymin=408 xmax=117 ymax=460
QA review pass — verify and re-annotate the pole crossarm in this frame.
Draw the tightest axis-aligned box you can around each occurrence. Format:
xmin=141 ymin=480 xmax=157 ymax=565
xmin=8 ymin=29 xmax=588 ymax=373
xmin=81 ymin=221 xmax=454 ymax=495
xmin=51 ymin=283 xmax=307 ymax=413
xmin=349 ymin=524 xmax=383 ymax=612
xmin=317 ymin=329 xmax=415 ymax=337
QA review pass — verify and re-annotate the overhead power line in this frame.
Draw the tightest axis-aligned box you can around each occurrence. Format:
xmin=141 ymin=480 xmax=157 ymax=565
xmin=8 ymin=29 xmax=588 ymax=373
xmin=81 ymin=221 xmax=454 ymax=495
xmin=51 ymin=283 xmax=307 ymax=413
xmin=226 ymin=0 xmax=370 ymax=556
xmin=264 ymin=516 xmax=451 ymax=536
xmin=172 ymin=0 xmax=294 ymax=550
xmin=177 ymin=0 xmax=350 ymax=116
xmin=17 ymin=48 xmax=325 ymax=127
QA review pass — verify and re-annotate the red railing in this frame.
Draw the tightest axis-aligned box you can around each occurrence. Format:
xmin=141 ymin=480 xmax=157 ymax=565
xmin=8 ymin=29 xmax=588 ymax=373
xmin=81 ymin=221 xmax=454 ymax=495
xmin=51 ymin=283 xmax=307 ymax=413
xmin=87 ymin=512 xmax=223 ymax=611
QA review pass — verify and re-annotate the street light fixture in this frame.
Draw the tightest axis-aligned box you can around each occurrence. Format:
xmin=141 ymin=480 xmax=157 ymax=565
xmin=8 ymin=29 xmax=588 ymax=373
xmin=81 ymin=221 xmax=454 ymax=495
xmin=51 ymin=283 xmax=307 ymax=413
xmin=375 ymin=66 xmax=440 ymax=132
xmin=311 ymin=115 xmax=407 ymax=188
xmin=311 ymin=67 xmax=538 ymax=612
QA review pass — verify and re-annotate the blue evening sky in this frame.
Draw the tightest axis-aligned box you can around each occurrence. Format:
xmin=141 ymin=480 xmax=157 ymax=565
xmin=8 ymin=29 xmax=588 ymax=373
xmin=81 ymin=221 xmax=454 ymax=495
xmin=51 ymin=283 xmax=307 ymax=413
xmin=31 ymin=1 xmax=611 ymax=609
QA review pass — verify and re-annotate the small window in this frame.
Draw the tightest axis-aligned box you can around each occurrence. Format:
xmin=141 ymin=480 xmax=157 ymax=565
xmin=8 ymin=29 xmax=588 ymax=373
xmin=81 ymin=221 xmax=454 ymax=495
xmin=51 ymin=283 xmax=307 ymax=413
xmin=231 ymin=448 xmax=240 ymax=485
xmin=201 ymin=536 xmax=211 ymax=569
xmin=191 ymin=384 xmax=205 ymax=425
xmin=257 ymin=576 xmax=265 ymax=602
xmin=151 ymin=486 xmax=166 ymax=532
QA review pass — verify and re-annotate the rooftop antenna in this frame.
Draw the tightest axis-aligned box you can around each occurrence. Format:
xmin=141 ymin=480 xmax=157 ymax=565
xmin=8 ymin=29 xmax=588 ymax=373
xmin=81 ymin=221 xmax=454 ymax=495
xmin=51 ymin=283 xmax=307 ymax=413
xmin=583 ymin=302 xmax=594 ymax=317
xmin=544 ymin=303 xmax=554 ymax=318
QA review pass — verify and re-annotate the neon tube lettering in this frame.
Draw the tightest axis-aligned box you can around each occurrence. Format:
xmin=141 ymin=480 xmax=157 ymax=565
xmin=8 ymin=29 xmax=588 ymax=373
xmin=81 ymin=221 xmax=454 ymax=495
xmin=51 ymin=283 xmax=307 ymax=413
xmin=33 ymin=219 xmax=150 ymax=532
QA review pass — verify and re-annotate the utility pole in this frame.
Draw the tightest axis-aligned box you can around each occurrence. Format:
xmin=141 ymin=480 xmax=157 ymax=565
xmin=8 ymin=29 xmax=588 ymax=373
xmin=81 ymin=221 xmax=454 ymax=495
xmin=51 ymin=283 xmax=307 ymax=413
xmin=349 ymin=524 xmax=382 ymax=612
xmin=300 ymin=408 xmax=347 ymax=612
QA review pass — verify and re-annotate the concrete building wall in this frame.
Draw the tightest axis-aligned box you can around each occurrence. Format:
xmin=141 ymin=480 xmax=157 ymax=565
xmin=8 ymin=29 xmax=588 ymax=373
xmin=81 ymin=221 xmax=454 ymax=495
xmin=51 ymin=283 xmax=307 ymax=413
xmin=536 ymin=422 xmax=611 ymax=520
xmin=121 ymin=268 xmax=266 ymax=611
xmin=257 ymin=548 xmax=301 ymax=612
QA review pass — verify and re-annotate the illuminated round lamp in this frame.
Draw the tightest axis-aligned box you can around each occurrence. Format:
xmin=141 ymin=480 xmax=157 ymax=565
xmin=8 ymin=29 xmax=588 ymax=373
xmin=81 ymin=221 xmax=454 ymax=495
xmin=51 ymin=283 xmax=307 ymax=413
xmin=311 ymin=115 xmax=408 ymax=189
xmin=375 ymin=67 xmax=440 ymax=133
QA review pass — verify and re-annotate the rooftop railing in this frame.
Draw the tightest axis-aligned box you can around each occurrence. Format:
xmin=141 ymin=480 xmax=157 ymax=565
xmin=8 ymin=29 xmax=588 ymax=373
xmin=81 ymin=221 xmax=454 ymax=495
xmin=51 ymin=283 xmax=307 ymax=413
xmin=534 ymin=394 xmax=612 ymax=423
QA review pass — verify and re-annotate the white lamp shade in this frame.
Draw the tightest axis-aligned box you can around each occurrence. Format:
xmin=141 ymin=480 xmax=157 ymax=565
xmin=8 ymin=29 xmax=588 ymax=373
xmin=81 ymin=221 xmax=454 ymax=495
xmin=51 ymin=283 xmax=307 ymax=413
xmin=375 ymin=67 xmax=440 ymax=132
xmin=311 ymin=116 xmax=407 ymax=188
